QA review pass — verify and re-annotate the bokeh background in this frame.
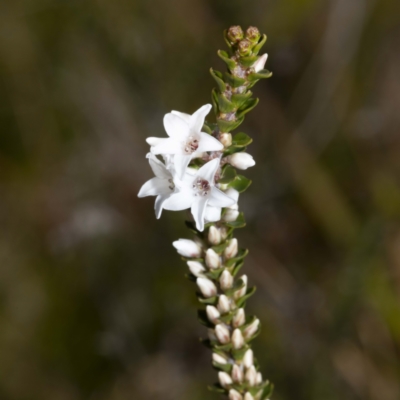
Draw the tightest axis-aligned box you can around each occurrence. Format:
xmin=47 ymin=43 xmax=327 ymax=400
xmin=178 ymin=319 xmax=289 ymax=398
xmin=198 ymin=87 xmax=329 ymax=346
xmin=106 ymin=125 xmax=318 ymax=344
xmin=1 ymin=0 xmax=400 ymax=399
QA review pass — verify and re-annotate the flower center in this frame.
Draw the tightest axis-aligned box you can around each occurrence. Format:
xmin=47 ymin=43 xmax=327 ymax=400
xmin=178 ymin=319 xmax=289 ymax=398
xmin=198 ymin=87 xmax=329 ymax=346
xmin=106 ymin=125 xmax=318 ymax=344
xmin=168 ymin=178 xmax=175 ymax=191
xmin=193 ymin=178 xmax=210 ymax=196
xmin=184 ymin=135 xmax=199 ymax=154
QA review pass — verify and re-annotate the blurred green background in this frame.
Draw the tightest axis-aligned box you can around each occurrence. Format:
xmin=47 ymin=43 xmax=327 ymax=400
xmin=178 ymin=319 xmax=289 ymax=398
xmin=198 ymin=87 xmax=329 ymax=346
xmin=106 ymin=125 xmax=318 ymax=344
xmin=1 ymin=0 xmax=400 ymax=399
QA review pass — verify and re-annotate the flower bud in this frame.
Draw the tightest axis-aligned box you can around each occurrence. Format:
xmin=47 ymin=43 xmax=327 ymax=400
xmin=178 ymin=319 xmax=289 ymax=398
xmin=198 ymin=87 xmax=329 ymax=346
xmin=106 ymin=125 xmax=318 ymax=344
xmin=219 ymin=132 xmax=232 ymax=147
xmin=246 ymin=26 xmax=261 ymax=43
xmin=218 ymin=371 xmax=233 ymax=388
xmin=215 ymin=324 xmax=231 ymax=344
xmin=232 ymin=329 xmax=245 ymax=349
xmin=208 ymin=226 xmax=221 ymax=245
xmin=232 ymin=364 xmax=243 ymax=383
xmin=212 ymin=352 xmax=228 ymax=365
xmin=243 ymin=349 xmax=254 ymax=369
xmin=243 ymin=319 xmax=260 ymax=340
xmin=187 ymin=261 xmax=205 ymax=277
xmin=254 ymin=390 xmax=263 ymax=400
xmin=223 ymin=209 xmax=240 ymax=222
xmin=220 ymin=270 xmax=234 ymax=290
xmin=173 ymin=239 xmax=201 ymax=258
xmin=232 ymin=308 xmax=246 ymax=328
xmin=205 ymin=248 xmax=221 ymax=270
xmin=197 ymin=277 xmax=217 ymax=298
xmin=256 ymin=372 xmax=263 ymax=385
xmin=253 ymin=53 xmax=268 ymax=73
xmin=217 ymin=295 xmax=231 ymax=314
xmin=206 ymin=305 xmax=220 ymax=324
xmin=228 ymin=152 xmax=255 ymax=170
xmin=229 ymin=389 xmax=243 ymax=400
xmin=245 ymin=366 xmax=257 ymax=387
xmin=208 ymin=328 xmax=217 ymax=341
xmin=224 ymin=238 xmax=238 ymax=259
xmin=244 ymin=392 xmax=255 ymax=400
xmin=238 ymin=39 xmax=252 ymax=56
xmin=234 ymin=275 xmax=248 ymax=300
xmin=227 ymin=25 xmax=244 ymax=43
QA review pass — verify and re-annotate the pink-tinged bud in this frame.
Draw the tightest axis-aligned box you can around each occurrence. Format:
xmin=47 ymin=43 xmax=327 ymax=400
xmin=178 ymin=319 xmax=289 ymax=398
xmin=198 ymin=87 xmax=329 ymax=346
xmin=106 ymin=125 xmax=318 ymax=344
xmin=223 ymin=209 xmax=240 ymax=222
xmin=253 ymin=53 xmax=268 ymax=73
xmin=243 ymin=349 xmax=254 ymax=369
xmin=217 ymin=295 xmax=231 ymax=314
xmin=206 ymin=305 xmax=220 ymax=324
xmin=228 ymin=152 xmax=255 ymax=170
xmin=205 ymin=248 xmax=221 ymax=269
xmin=212 ymin=352 xmax=228 ymax=365
xmin=245 ymin=366 xmax=257 ymax=387
xmin=224 ymin=238 xmax=238 ymax=259
xmin=220 ymin=270 xmax=234 ymax=290
xmin=208 ymin=329 xmax=217 ymax=341
xmin=256 ymin=372 xmax=263 ymax=385
xmin=196 ymin=277 xmax=217 ymax=298
xmin=187 ymin=261 xmax=205 ymax=277
xmin=243 ymin=319 xmax=260 ymax=340
xmin=232 ymin=364 xmax=243 ymax=383
xmin=232 ymin=308 xmax=246 ymax=328
xmin=218 ymin=371 xmax=233 ymax=388
xmin=215 ymin=324 xmax=231 ymax=344
xmin=208 ymin=226 xmax=221 ymax=245
xmin=173 ymin=239 xmax=201 ymax=258
xmin=234 ymin=275 xmax=248 ymax=300
xmin=229 ymin=389 xmax=243 ymax=400
xmin=244 ymin=392 xmax=255 ymax=400
xmin=232 ymin=329 xmax=245 ymax=349
xmin=219 ymin=132 xmax=232 ymax=147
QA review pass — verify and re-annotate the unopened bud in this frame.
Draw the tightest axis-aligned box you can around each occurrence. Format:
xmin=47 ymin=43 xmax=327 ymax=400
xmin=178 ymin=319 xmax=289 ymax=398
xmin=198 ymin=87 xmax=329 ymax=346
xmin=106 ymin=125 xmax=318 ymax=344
xmin=244 ymin=392 xmax=255 ymax=400
xmin=206 ymin=305 xmax=220 ymax=324
xmin=208 ymin=226 xmax=221 ymax=245
xmin=227 ymin=25 xmax=244 ymax=43
xmin=220 ymin=270 xmax=234 ymax=290
xmin=245 ymin=366 xmax=257 ymax=387
xmin=253 ymin=53 xmax=268 ymax=73
xmin=232 ymin=364 xmax=243 ymax=383
xmin=197 ymin=277 xmax=217 ymax=298
xmin=219 ymin=132 xmax=232 ymax=148
xmin=218 ymin=371 xmax=233 ymax=388
xmin=234 ymin=275 xmax=248 ymax=300
xmin=229 ymin=389 xmax=243 ymax=400
xmin=215 ymin=324 xmax=231 ymax=344
xmin=187 ymin=261 xmax=205 ymax=277
xmin=218 ymin=295 xmax=231 ymax=314
xmin=238 ymin=39 xmax=252 ymax=56
xmin=224 ymin=238 xmax=238 ymax=259
xmin=173 ymin=239 xmax=202 ymax=258
xmin=254 ymin=390 xmax=264 ymax=400
xmin=246 ymin=26 xmax=261 ymax=43
xmin=232 ymin=308 xmax=246 ymax=328
xmin=243 ymin=349 xmax=254 ymax=369
xmin=243 ymin=319 xmax=260 ymax=339
xmin=212 ymin=352 xmax=228 ymax=365
xmin=228 ymin=152 xmax=255 ymax=170
xmin=232 ymin=329 xmax=245 ymax=349
xmin=256 ymin=372 xmax=263 ymax=385
xmin=205 ymin=248 xmax=221 ymax=269
xmin=223 ymin=209 xmax=240 ymax=222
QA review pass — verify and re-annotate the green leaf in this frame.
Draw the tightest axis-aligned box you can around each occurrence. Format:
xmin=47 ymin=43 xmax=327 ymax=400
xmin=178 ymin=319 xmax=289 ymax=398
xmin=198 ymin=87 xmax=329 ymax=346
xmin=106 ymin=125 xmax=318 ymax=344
xmin=225 ymin=211 xmax=246 ymax=228
xmin=229 ymin=175 xmax=252 ymax=193
xmin=202 ymin=122 xmax=213 ymax=134
xmin=225 ymin=278 xmax=245 ymax=296
xmin=217 ymin=91 xmax=236 ymax=113
xmin=219 ymin=313 xmax=233 ymax=323
xmin=236 ymin=286 xmax=257 ymax=307
xmin=215 ymin=342 xmax=232 ymax=352
xmin=225 ymin=248 xmax=249 ymax=267
xmin=211 ymin=240 xmax=230 ymax=254
xmin=232 ymin=345 xmax=249 ymax=360
xmin=224 ymin=72 xmax=246 ymax=88
xmin=219 ymin=164 xmax=237 ymax=184
xmin=239 ymin=55 xmax=258 ymax=67
xmin=197 ymin=295 xmax=218 ymax=305
xmin=217 ymin=115 xmax=244 ymax=132
xmin=217 ymin=50 xmax=236 ymax=70
xmin=185 ymin=220 xmax=201 ymax=235
xmin=197 ymin=310 xmax=213 ymax=327
xmin=205 ymin=267 xmax=224 ymax=280
xmin=237 ymin=98 xmax=259 ymax=119
xmin=232 ymin=260 xmax=244 ymax=276
xmin=231 ymin=91 xmax=252 ymax=108
xmin=247 ymin=69 xmax=273 ymax=82
xmin=262 ymin=382 xmax=274 ymax=399
xmin=252 ymin=34 xmax=267 ymax=55
xmin=232 ymin=132 xmax=253 ymax=147
xmin=210 ymin=68 xmax=227 ymax=93
xmin=212 ymin=361 xmax=232 ymax=373
xmin=208 ymin=384 xmax=226 ymax=394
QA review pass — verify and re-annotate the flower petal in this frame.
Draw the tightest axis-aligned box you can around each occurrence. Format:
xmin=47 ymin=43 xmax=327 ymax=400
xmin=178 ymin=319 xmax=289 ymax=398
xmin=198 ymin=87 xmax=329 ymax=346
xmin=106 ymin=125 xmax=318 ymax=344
xmin=164 ymin=113 xmax=189 ymax=141
xmin=138 ymin=177 xmax=171 ymax=198
xmin=191 ymin=196 xmax=208 ymax=231
xmin=189 ymin=104 xmax=212 ymax=132
xmin=154 ymin=194 xmax=170 ymax=219
xmin=162 ymin=189 xmax=194 ymax=211
xmin=204 ymin=205 xmax=222 ymax=222
xmin=197 ymin=132 xmax=224 ymax=153
xmin=147 ymin=153 xmax=171 ymax=179
xmin=152 ymin=138 xmax=181 ymax=155
xmin=173 ymin=154 xmax=192 ymax=180
xmin=208 ymin=187 xmax=236 ymax=208
xmin=196 ymin=158 xmax=220 ymax=183
xmin=171 ymin=110 xmax=191 ymax=124
xmin=146 ymin=137 xmax=164 ymax=147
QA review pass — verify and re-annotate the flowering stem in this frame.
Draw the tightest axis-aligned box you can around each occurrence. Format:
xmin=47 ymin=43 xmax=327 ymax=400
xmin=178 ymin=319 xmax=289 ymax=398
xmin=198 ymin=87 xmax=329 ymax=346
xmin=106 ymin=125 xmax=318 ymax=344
xmin=174 ymin=26 xmax=273 ymax=400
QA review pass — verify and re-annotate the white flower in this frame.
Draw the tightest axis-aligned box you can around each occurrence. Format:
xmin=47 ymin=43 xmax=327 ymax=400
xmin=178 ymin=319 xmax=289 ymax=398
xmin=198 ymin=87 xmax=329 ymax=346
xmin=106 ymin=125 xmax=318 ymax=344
xmin=205 ymin=188 xmax=239 ymax=223
xmin=227 ymin=152 xmax=255 ymax=170
xmin=137 ymin=153 xmax=182 ymax=218
xmin=162 ymin=158 xmax=235 ymax=231
xmin=253 ymin=53 xmax=268 ymax=73
xmin=147 ymin=104 xmax=223 ymax=177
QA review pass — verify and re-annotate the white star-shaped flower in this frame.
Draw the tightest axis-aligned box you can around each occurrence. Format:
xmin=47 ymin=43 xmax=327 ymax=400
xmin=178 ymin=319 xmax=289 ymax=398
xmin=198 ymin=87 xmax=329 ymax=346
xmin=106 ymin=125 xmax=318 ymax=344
xmin=147 ymin=104 xmax=223 ymax=177
xmin=204 ymin=188 xmax=239 ymax=222
xmin=162 ymin=158 xmax=235 ymax=231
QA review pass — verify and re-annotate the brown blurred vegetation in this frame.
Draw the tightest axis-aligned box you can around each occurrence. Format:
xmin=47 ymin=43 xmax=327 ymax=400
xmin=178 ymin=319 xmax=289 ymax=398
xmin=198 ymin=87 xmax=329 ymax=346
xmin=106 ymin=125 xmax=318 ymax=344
xmin=0 ymin=0 xmax=400 ymax=399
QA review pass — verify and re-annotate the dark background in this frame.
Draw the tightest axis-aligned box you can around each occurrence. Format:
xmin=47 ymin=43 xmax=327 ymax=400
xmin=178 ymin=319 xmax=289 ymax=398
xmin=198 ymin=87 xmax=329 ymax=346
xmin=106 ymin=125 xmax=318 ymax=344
xmin=1 ymin=0 xmax=400 ymax=399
